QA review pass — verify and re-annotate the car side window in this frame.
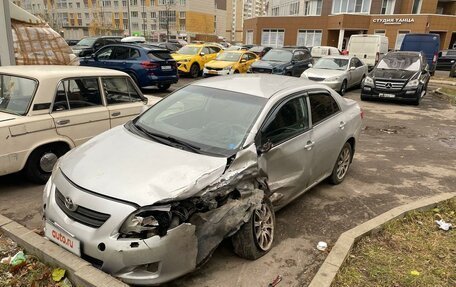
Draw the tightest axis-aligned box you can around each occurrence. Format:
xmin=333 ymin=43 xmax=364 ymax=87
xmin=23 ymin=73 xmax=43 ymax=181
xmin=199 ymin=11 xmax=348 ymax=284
xmin=248 ymin=53 xmax=257 ymax=60
xmin=97 ymin=47 xmax=114 ymax=60
xmin=102 ymin=77 xmax=142 ymax=104
xmin=309 ymin=93 xmax=340 ymax=125
xmin=112 ymin=46 xmax=130 ymax=60
xmin=209 ymin=46 xmax=221 ymax=54
xmin=241 ymin=53 xmax=249 ymax=61
xmin=354 ymin=58 xmax=363 ymax=67
xmin=53 ymin=78 xmax=102 ymax=111
xmin=261 ymin=96 xmax=309 ymax=145
xmin=201 ymin=47 xmax=211 ymax=54
xmin=129 ymin=48 xmax=141 ymax=59
xmin=292 ymin=51 xmax=304 ymax=61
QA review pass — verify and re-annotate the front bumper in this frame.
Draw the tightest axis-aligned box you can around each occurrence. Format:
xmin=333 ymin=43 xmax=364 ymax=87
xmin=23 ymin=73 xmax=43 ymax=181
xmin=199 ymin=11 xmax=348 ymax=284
xmin=177 ymin=62 xmax=192 ymax=73
xmin=361 ymin=85 xmax=421 ymax=101
xmin=43 ymin=170 xmax=198 ymax=285
xmin=320 ymin=81 xmax=343 ymax=91
xmin=203 ymin=68 xmax=232 ymax=76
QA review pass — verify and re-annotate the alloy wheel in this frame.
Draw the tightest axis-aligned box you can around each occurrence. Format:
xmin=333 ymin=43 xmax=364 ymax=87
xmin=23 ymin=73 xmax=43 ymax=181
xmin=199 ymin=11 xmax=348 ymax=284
xmin=336 ymin=146 xmax=351 ymax=180
xmin=253 ymin=203 xmax=274 ymax=251
xmin=39 ymin=152 xmax=58 ymax=173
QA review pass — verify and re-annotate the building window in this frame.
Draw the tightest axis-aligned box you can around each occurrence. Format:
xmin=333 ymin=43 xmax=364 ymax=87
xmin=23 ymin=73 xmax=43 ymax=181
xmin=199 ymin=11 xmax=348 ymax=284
xmin=131 ymin=11 xmax=138 ymax=17
xmin=374 ymin=29 xmax=385 ymax=35
xmin=179 ymin=11 xmax=186 ymax=18
xmin=132 ymin=23 xmax=139 ymax=30
xmin=261 ymin=29 xmax=285 ymax=48
xmin=130 ymin=0 xmax=138 ymax=5
xmin=380 ymin=0 xmax=395 ymax=14
xmin=304 ymin=0 xmax=322 ymax=15
xmin=289 ymin=2 xmax=299 ymax=15
xmin=297 ymin=30 xmax=322 ymax=47
xmin=395 ymin=30 xmax=409 ymax=50
xmin=179 ymin=0 xmax=185 ymax=4
xmin=412 ymin=0 xmax=422 ymax=14
xmin=151 ymin=12 xmax=156 ymax=18
xmin=76 ymin=2 xmax=80 ymax=8
xmin=332 ymin=0 xmax=371 ymax=14
xmin=141 ymin=12 xmax=146 ymax=18
xmin=123 ymin=12 xmax=128 ymax=18
xmin=159 ymin=10 xmax=176 ymax=29
xmin=271 ymin=7 xmax=279 ymax=16
xmin=246 ymin=30 xmax=253 ymax=45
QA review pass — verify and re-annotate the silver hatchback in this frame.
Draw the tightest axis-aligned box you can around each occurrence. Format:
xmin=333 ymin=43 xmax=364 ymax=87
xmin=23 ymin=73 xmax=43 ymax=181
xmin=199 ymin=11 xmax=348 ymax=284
xmin=43 ymin=74 xmax=363 ymax=285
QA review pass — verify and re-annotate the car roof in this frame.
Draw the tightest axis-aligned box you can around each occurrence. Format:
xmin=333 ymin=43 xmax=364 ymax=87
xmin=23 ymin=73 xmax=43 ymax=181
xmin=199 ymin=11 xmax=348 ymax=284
xmin=104 ymin=43 xmax=168 ymax=51
xmin=0 ymin=65 xmax=127 ymax=79
xmin=193 ymin=74 xmax=317 ymax=98
xmin=386 ymin=51 xmax=422 ymax=56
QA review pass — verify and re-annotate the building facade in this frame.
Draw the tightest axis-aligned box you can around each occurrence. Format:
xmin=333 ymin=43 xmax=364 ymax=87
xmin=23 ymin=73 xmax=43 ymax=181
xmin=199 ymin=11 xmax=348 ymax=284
xmin=226 ymin=0 xmax=267 ymax=42
xmin=18 ymin=0 xmax=228 ymax=41
xmin=244 ymin=0 xmax=456 ymax=50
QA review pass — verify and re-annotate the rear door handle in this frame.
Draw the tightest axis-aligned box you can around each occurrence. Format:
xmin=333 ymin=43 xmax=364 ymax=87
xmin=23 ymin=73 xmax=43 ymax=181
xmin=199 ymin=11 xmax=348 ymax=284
xmin=111 ymin=112 xmax=121 ymax=117
xmin=339 ymin=121 xmax=346 ymax=130
xmin=56 ymin=119 xmax=70 ymax=125
xmin=304 ymin=141 xmax=314 ymax=150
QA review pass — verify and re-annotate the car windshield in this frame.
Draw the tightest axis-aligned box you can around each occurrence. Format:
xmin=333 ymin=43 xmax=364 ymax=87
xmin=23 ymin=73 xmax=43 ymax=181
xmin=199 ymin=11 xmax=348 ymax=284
xmin=216 ymin=52 xmax=241 ymax=62
xmin=377 ymin=54 xmax=421 ymax=71
xmin=177 ymin=46 xmax=200 ymax=55
xmin=76 ymin=38 xmax=96 ymax=46
xmin=261 ymin=50 xmax=292 ymax=62
xmin=0 ymin=75 xmax=37 ymax=116
xmin=134 ymin=85 xmax=267 ymax=156
xmin=314 ymin=58 xmax=349 ymax=70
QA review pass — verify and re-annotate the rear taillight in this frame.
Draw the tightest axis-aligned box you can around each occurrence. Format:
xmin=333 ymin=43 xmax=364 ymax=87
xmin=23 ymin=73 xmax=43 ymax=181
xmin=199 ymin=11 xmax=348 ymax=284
xmin=432 ymin=53 xmax=438 ymax=64
xmin=141 ymin=61 xmax=159 ymax=69
xmin=360 ymin=108 xmax=364 ymax=120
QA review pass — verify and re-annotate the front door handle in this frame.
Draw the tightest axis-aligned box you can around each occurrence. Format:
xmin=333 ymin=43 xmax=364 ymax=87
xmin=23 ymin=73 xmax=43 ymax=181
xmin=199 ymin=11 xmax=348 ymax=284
xmin=339 ymin=121 xmax=346 ymax=130
xmin=111 ymin=112 xmax=121 ymax=117
xmin=56 ymin=119 xmax=70 ymax=125
xmin=304 ymin=141 xmax=314 ymax=150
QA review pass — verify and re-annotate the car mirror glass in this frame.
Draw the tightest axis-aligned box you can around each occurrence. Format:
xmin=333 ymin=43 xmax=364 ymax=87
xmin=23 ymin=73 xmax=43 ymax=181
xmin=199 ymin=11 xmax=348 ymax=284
xmin=200 ymin=52 xmax=205 ymax=56
xmin=350 ymin=66 xmax=356 ymax=70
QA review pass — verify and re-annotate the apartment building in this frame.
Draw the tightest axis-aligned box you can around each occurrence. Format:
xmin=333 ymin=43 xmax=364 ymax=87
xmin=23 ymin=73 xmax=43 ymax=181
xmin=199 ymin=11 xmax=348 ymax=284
xmin=244 ymin=0 xmax=456 ymax=50
xmin=226 ymin=0 xmax=267 ymax=42
xmin=18 ymin=0 xmax=228 ymax=41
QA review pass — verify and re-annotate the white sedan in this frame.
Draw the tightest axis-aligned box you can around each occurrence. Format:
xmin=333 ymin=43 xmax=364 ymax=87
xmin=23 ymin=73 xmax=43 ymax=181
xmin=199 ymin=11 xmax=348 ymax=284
xmin=301 ymin=55 xmax=368 ymax=95
xmin=0 ymin=65 xmax=159 ymax=183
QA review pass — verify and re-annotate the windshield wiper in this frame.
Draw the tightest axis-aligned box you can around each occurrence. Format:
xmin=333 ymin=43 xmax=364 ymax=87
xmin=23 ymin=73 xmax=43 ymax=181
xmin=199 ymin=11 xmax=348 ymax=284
xmin=133 ymin=123 xmax=170 ymax=146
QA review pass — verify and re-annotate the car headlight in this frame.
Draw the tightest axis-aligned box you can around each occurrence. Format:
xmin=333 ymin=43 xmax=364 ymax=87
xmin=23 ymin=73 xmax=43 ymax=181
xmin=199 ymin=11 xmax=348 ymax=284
xmin=364 ymin=76 xmax=374 ymax=87
xmin=119 ymin=205 xmax=173 ymax=238
xmin=405 ymin=79 xmax=419 ymax=88
xmin=324 ymin=76 xmax=339 ymax=82
xmin=179 ymin=59 xmax=190 ymax=63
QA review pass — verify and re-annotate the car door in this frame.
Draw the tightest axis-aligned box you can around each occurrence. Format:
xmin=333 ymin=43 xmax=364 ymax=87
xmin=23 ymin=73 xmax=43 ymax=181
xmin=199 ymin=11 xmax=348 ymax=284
xmin=84 ymin=46 xmax=114 ymax=68
xmin=51 ymin=77 xmax=110 ymax=146
xmin=101 ymin=76 xmax=146 ymax=128
xmin=199 ymin=47 xmax=211 ymax=66
xmin=108 ymin=46 xmax=132 ymax=72
xmin=291 ymin=51 xmax=305 ymax=76
xmin=257 ymin=93 xmax=313 ymax=208
xmin=238 ymin=53 xmax=250 ymax=73
xmin=347 ymin=58 xmax=358 ymax=87
xmin=352 ymin=57 xmax=365 ymax=85
xmin=307 ymin=90 xmax=347 ymax=185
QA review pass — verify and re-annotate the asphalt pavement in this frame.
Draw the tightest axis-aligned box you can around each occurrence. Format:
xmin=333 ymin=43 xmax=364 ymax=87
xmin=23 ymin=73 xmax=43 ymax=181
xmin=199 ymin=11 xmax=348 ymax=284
xmin=1 ymin=75 xmax=455 ymax=287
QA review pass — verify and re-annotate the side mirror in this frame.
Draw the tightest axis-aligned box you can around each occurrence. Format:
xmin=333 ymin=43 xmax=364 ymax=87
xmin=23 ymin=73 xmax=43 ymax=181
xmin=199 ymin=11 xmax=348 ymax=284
xmin=200 ymin=52 xmax=205 ymax=56
xmin=240 ymin=59 xmax=247 ymax=63
xmin=350 ymin=66 xmax=356 ymax=70
xmin=308 ymin=63 xmax=313 ymax=68
xmin=257 ymin=140 xmax=273 ymax=155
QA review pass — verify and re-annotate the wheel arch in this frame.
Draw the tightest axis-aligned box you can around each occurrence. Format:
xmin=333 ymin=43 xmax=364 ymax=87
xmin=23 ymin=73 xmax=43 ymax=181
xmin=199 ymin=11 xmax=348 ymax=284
xmin=20 ymin=139 xmax=74 ymax=171
xmin=346 ymin=137 xmax=356 ymax=162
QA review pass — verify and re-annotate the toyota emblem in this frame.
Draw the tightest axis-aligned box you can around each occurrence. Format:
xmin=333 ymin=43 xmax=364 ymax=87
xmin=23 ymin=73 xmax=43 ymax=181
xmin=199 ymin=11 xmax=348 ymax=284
xmin=64 ymin=197 xmax=78 ymax=212
xmin=385 ymin=82 xmax=392 ymax=89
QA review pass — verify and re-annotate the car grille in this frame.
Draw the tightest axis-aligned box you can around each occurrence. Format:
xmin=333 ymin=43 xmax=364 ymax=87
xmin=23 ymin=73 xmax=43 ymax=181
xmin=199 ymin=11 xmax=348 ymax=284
xmin=206 ymin=67 xmax=223 ymax=71
xmin=55 ymin=189 xmax=110 ymax=228
xmin=308 ymin=77 xmax=325 ymax=82
xmin=252 ymin=68 xmax=272 ymax=73
xmin=375 ymin=80 xmax=405 ymax=90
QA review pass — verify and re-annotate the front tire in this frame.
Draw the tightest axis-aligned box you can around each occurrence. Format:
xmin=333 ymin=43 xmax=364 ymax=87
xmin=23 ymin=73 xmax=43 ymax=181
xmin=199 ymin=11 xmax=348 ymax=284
xmin=232 ymin=199 xmax=275 ymax=260
xmin=189 ymin=64 xmax=200 ymax=78
xmin=339 ymin=80 xmax=347 ymax=96
xmin=24 ymin=144 xmax=68 ymax=184
xmin=329 ymin=142 xmax=352 ymax=185
xmin=157 ymin=83 xmax=171 ymax=91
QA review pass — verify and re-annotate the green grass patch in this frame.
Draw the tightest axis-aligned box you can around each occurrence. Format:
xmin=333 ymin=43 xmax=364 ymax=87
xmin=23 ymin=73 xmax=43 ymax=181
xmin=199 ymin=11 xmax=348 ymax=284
xmin=332 ymin=198 xmax=456 ymax=287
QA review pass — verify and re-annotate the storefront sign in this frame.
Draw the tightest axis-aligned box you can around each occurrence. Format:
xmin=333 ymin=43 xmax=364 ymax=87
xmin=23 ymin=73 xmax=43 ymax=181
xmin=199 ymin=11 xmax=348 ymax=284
xmin=373 ymin=18 xmax=415 ymax=25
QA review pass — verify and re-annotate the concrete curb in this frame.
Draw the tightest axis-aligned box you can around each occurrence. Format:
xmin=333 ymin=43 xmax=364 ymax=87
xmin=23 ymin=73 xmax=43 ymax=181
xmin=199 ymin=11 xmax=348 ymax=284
xmin=308 ymin=192 xmax=456 ymax=287
xmin=429 ymin=79 xmax=456 ymax=86
xmin=0 ymin=214 xmax=128 ymax=287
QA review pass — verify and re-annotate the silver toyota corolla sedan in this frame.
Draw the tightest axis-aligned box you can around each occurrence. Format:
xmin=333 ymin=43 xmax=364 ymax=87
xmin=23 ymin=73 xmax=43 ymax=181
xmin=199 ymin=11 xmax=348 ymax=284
xmin=301 ymin=55 xmax=368 ymax=96
xmin=43 ymin=74 xmax=363 ymax=285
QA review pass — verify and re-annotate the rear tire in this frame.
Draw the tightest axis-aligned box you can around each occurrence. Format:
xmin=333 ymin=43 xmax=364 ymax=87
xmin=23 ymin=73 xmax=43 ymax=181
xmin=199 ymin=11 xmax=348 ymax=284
xmin=232 ymin=199 xmax=275 ymax=260
xmin=190 ymin=64 xmax=200 ymax=78
xmin=24 ymin=144 xmax=69 ymax=184
xmin=339 ymin=80 xmax=347 ymax=96
xmin=329 ymin=142 xmax=352 ymax=185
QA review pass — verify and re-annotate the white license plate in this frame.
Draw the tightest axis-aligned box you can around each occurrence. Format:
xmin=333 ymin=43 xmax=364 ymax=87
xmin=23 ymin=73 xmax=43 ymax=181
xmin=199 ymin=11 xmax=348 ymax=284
xmin=379 ymin=93 xmax=395 ymax=98
xmin=45 ymin=221 xmax=81 ymax=256
xmin=161 ymin=65 xmax=172 ymax=71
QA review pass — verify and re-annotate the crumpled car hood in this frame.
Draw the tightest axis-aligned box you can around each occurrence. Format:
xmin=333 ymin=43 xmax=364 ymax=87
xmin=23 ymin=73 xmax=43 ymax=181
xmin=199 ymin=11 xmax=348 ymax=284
xmin=59 ymin=126 xmax=227 ymax=206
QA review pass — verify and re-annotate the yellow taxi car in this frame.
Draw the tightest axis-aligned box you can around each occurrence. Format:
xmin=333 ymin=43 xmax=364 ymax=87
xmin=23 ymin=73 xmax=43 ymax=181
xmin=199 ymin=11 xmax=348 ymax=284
xmin=171 ymin=44 xmax=222 ymax=78
xmin=203 ymin=51 xmax=258 ymax=76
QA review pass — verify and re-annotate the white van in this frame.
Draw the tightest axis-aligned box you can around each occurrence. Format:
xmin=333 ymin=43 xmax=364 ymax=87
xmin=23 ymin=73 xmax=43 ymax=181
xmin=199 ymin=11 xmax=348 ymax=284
xmin=348 ymin=35 xmax=388 ymax=68
xmin=311 ymin=46 xmax=341 ymax=58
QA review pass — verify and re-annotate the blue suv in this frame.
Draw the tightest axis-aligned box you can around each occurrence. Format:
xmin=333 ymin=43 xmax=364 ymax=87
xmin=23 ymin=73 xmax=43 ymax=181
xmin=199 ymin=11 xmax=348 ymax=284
xmin=81 ymin=43 xmax=178 ymax=91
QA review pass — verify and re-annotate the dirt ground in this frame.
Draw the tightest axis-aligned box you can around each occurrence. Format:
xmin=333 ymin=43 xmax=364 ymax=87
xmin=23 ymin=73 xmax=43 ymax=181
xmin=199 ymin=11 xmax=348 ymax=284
xmin=0 ymin=80 xmax=455 ymax=287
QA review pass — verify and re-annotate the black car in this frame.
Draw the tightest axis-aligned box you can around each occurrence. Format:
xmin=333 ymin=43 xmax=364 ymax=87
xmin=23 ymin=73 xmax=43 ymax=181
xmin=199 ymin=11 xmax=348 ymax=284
xmin=437 ymin=49 xmax=456 ymax=70
xmin=65 ymin=39 xmax=79 ymax=46
xmin=450 ymin=62 xmax=456 ymax=77
xmin=250 ymin=48 xmax=313 ymax=77
xmin=361 ymin=51 xmax=430 ymax=105
xmin=248 ymin=46 xmax=272 ymax=58
xmin=72 ymin=36 xmax=122 ymax=57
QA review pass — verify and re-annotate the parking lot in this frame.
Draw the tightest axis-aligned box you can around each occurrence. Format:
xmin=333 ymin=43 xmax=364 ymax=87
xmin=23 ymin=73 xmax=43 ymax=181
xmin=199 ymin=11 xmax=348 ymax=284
xmin=1 ymin=74 xmax=455 ymax=286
